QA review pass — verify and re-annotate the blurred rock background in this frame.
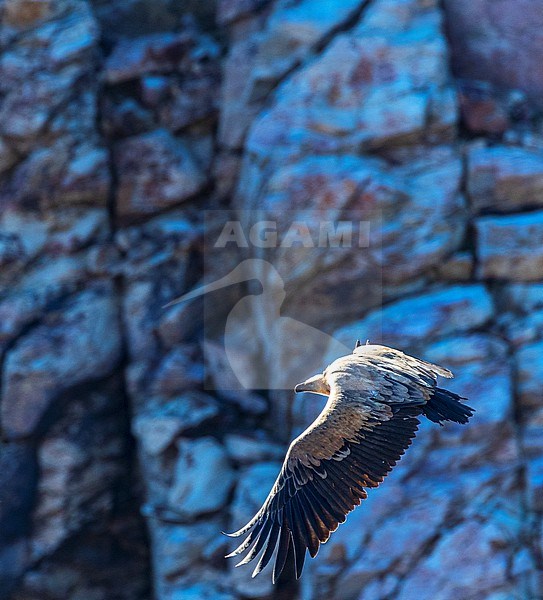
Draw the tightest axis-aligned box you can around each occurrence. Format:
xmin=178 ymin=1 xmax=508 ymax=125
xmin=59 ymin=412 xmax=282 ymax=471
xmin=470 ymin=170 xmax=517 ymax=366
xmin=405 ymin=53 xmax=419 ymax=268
xmin=0 ymin=0 xmax=542 ymax=598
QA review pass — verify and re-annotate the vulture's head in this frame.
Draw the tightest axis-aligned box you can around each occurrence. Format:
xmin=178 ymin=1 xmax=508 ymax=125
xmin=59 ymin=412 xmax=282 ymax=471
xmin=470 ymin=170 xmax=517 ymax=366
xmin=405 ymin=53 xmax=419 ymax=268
xmin=294 ymin=372 xmax=330 ymax=396
xmin=294 ymin=342 xmax=379 ymax=396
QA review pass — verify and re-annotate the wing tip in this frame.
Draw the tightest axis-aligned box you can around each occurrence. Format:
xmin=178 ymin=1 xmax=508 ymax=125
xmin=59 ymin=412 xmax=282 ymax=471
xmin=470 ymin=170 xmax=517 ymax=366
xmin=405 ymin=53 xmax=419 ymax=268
xmin=223 ymin=520 xmax=256 ymax=538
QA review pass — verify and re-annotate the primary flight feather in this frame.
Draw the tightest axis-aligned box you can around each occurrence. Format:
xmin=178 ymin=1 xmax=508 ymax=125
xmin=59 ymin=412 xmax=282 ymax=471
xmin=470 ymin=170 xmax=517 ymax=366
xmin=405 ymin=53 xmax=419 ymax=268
xmin=225 ymin=342 xmax=474 ymax=582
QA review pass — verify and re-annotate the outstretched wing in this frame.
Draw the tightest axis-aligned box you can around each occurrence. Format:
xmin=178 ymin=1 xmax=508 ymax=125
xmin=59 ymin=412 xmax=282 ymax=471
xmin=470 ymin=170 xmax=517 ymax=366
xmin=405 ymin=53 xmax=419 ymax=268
xmin=225 ymin=399 xmax=422 ymax=582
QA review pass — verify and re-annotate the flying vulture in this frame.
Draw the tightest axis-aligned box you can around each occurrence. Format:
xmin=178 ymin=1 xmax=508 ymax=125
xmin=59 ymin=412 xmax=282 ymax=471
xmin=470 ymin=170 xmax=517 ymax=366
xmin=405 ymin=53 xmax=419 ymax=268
xmin=225 ymin=342 xmax=474 ymax=582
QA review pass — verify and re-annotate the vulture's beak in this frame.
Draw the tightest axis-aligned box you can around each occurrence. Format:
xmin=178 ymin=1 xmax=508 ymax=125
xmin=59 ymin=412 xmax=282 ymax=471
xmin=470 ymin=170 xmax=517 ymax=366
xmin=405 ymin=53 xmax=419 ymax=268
xmin=294 ymin=373 xmax=330 ymax=396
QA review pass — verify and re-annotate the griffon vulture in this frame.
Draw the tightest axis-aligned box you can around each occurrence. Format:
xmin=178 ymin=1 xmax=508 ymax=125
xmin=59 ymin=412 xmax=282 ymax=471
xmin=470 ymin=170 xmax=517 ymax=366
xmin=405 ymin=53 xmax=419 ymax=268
xmin=225 ymin=342 xmax=474 ymax=582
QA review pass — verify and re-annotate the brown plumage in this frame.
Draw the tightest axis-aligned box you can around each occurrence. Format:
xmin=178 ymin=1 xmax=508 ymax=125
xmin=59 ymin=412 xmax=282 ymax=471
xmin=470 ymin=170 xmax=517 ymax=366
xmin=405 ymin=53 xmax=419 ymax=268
xmin=225 ymin=343 xmax=474 ymax=582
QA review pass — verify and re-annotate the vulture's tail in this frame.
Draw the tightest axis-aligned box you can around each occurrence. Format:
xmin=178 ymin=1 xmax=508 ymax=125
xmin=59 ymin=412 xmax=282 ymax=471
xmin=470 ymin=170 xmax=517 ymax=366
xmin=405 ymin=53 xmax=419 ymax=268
xmin=423 ymin=388 xmax=474 ymax=425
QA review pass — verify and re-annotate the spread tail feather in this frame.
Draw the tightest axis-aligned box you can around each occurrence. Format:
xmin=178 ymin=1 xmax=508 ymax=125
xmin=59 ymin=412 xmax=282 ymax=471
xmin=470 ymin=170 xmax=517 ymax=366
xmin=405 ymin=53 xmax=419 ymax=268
xmin=423 ymin=388 xmax=474 ymax=425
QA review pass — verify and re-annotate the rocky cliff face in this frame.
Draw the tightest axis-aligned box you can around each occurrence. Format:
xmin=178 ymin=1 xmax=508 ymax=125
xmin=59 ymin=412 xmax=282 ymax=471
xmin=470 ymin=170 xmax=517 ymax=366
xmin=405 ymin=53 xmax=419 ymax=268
xmin=0 ymin=0 xmax=542 ymax=599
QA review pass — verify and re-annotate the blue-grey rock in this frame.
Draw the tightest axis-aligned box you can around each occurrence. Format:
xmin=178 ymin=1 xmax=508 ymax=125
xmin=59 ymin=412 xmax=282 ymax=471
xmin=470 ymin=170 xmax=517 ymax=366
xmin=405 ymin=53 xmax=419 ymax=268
xmin=336 ymin=486 xmax=451 ymax=598
xmin=223 ymin=434 xmax=284 ymax=464
xmin=475 ymin=211 xmax=543 ymax=281
xmin=499 ymin=283 xmax=543 ymax=313
xmin=29 ymin=383 xmax=126 ymax=561
xmin=396 ymin=520 xmax=511 ymax=600
xmin=168 ymin=583 xmax=235 ymax=600
xmin=498 ymin=284 xmax=543 ymax=347
xmin=436 ymin=251 xmax=474 ymax=281
xmin=0 ymin=443 xmax=37 ymax=544
xmin=468 ymin=144 xmax=543 ymax=213
xmin=219 ymin=0 xmax=366 ymax=148
xmin=444 ymin=0 xmax=543 ymax=102
xmin=133 ymin=392 xmax=220 ymax=456
xmin=114 ymin=130 xmax=207 ymax=219
xmin=150 ymin=346 xmax=204 ymax=396
xmin=217 ymin=0 xmax=271 ymax=26
xmin=168 ymin=437 xmax=234 ymax=518
xmin=329 ymin=285 xmax=494 ymax=355
xmin=1 ymin=285 xmax=122 ymax=439
xmin=150 ymin=520 xmax=222 ymax=579
xmin=0 ymin=539 xmax=28 ymax=599
xmin=516 ymin=341 xmax=543 ymax=410
xmin=0 ymin=254 xmax=87 ymax=353
xmin=105 ymin=33 xmax=194 ymax=84
xmin=245 ymin=0 xmax=456 ymax=157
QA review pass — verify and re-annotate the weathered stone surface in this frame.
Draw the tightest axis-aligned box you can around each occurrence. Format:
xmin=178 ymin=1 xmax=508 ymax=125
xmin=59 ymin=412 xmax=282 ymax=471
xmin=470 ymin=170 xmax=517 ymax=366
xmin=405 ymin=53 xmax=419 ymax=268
xmin=245 ymin=0 xmax=456 ymax=157
xmin=0 ymin=0 xmax=99 ymax=149
xmin=219 ymin=0 xmax=365 ymax=148
xmin=257 ymin=149 xmax=465 ymax=290
xmin=468 ymin=145 xmax=543 ymax=213
xmin=157 ymin=77 xmax=219 ymax=133
xmin=500 ymin=283 xmax=543 ymax=314
xmin=498 ymin=284 xmax=543 ymax=347
xmin=168 ymin=437 xmax=234 ymax=518
xmin=13 ymin=510 xmax=149 ymax=600
xmin=167 ymin=583 xmax=236 ymax=600
xmin=150 ymin=346 xmax=204 ymax=396
xmin=0 ymin=232 xmax=25 ymax=270
xmin=336 ymin=488 xmax=450 ymax=598
xmin=150 ymin=520 xmax=222 ymax=581
xmin=217 ymin=0 xmax=271 ymax=26
xmin=103 ymin=13 xmax=219 ymax=71
xmin=0 ymin=254 xmax=87 ymax=352
xmin=330 ymin=285 xmax=493 ymax=354
xmin=516 ymin=341 xmax=543 ymax=411
xmin=219 ymin=36 xmax=263 ymax=150
xmin=202 ymin=339 xmax=269 ymax=414
xmin=1 ymin=285 xmax=122 ymax=439
xmin=233 ymin=150 xmax=466 ymax=397
xmin=396 ymin=520 xmax=511 ymax=600
xmin=0 ymin=538 xmax=28 ymax=598
xmin=105 ymin=33 xmax=195 ymax=83
xmin=1 ymin=141 xmax=110 ymax=212
xmin=524 ymin=414 xmax=543 ymax=512
xmin=102 ymin=20 xmax=220 ymax=140
xmin=133 ymin=392 xmax=220 ymax=455
xmin=0 ymin=205 xmax=108 ymax=280
xmin=116 ymin=210 xmax=200 ymax=281
xmin=91 ymin=0 xmax=211 ymax=42
xmin=458 ymin=82 xmax=509 ymax=135
xmin=0 ymin=443 xmax=37 ymax=544
xmin=30 ymin=385 xmax=125 ymax=561
xmin=435 ymin=251 xmax=474 ymax=281
xmin=2 ymin=0 xmax=56 ymax=28
xmin=0 ymin=0 xmax=110 ymax=264
xmin=444 ymin=0 xmax=543 ymax=102
xmin=102 ymin=97 xmax=154 ymax=138
xmin=119 ymin=212 xmax=201 ymax=410
xmin=0 ymin=137 xmax=18 ymax=174
xmin=114 ymin=129 xmax=206 ymax=219
xmin=224 ymin=434 xmax=284 ymax=465
xmin=475 ymin=211 xmax=543 ymax=281
xmin=157 ymin=300 xmax=204 ymax=348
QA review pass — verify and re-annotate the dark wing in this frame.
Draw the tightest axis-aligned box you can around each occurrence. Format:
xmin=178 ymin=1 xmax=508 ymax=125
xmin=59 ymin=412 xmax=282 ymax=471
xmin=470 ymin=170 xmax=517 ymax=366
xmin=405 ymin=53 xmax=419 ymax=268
xmin=225 ymin=401 xmax=421 ymax=582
